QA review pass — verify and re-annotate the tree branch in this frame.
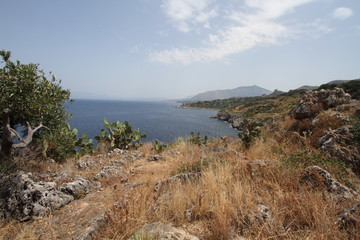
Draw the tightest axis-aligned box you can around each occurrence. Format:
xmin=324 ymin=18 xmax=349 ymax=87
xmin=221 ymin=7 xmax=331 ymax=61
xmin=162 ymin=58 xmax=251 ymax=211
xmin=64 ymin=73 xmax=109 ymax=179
xmin=11 ymin=122 xmax=47 ymax=149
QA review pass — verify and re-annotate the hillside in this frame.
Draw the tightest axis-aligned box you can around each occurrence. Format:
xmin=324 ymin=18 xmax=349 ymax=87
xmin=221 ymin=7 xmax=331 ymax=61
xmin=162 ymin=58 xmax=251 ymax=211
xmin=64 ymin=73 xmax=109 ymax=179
xmin=185 ymin=85 xmax=272 ymax=102
xmin=1 ymin=86 xmax=360 ymax=240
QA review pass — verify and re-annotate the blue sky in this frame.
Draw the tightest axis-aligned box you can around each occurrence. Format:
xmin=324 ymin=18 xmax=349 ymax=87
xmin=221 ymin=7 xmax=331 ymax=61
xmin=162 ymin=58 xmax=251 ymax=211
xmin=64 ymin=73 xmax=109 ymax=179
xmin=1 ymin=0 xmax=359 ymax=100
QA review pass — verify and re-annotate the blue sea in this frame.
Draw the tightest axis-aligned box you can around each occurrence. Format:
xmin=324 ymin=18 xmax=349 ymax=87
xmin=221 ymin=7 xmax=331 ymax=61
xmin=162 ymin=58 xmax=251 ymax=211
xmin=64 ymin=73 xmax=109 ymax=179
xmin=67 ymin=99 xmax=238 ymax=143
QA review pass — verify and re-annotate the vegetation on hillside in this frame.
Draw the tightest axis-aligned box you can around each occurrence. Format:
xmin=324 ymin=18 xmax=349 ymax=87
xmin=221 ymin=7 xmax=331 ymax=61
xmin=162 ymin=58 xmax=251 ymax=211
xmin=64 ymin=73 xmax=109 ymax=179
xmin=318 ymin=79 xmax=360 ymax=99
xmin=182 ymin=89 xmax=307 ymax=121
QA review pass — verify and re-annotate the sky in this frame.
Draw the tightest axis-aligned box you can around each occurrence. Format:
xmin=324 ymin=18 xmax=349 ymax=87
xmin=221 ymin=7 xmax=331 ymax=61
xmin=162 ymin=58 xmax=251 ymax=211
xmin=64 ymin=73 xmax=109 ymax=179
xmin=1 ymin=0 xmax=359 ymax=100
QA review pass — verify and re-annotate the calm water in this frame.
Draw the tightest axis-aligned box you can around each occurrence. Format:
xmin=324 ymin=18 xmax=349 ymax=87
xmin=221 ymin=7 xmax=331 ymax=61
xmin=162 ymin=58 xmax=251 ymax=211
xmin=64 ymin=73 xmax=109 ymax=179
xmin=67 ymin=99 xmax=238 ymax=142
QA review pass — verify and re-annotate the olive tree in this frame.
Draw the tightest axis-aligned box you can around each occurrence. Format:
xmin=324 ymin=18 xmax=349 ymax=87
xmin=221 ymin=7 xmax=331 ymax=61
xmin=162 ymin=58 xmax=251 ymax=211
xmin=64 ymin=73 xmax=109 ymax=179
xmin=0 ymin=50 xmax=71 ymax=158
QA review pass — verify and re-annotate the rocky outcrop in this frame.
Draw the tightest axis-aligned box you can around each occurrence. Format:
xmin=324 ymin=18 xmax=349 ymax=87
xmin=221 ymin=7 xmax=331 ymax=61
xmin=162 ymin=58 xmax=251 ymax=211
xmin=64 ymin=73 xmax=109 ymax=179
xmin=155 ymin=172 xmax=202 ymax=192
xmin=292 ymin=88 xmax=351 ymax=120
xmin=0 ymin=172 xmax=74 ymax=221
xmin=212 ymin=112 xmax=244 ymax=129
xmin=130 ymin=222 xmax=199 ymax=240
xmin=95 ymin=166 xmax=128 ymax=182
xmin=59 ymin=178 xmax=100 ymax=199
xmin=301 ymin=166 xmax=358 ymax=199
xmin=318 ymin=126 xmax=360 ymax=173
xmin=337 ymin=204 xmax=360 ymax=232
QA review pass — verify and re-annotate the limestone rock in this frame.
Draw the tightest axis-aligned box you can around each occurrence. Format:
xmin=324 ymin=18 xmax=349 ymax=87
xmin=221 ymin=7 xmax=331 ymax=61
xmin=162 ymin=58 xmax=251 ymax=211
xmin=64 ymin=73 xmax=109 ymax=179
xmin=155 ymin=172 xmax=202 ymax=192
xmin=212 ymin=111 xmax=233 ymax=121
xmin=337 ymin=204 xmax=360 ymax=231
xmin=95 ymin=166 xmax=128 ymax=182
xmin=0 ymin=172 xmax=73 ymax=221
xmin=147 ymin=154 xmax=163 ymax=161
xmin=318 ymin=126 xmax=360 ymax=174
xmin=293 ymin=88 xmax=351 ymax=120
xmin=302 ymin=166 xmax=358 ymax=199
xmin=60 ymin=178 xmax=100 ymax=199
xmin=245 ymin=204 xmax=271 ymax=226
xmin=131 ymin=222 xmax=199 ymax=240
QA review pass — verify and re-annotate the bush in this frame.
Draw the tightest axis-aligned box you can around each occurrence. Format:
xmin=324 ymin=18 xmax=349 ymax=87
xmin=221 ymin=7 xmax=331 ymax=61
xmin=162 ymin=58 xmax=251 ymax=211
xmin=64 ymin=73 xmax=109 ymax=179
xmin=352 ymin=114 xmax=360 ymax=145
xmin=37 ymin=125 xmax=77 ymax=162
xmin=95 ymin=118 xmax=147 ymax=150
xmin=74 ymin=131 xmax=94 ymax=157
xmin=187 ymin=131 xmax=208 ymax=146
xmin=238 ymin=119 xmax=262 ymax=149
xmin=151 ymin=140 xmax=167 ymax=153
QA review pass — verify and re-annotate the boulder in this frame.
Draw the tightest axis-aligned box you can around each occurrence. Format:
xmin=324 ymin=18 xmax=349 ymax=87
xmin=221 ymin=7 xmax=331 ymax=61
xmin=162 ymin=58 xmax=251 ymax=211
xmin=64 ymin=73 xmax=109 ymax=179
xmin=301 ymin=166 xmax=358 ymax=199
xmin=245 ymin=204 xmax=271 ymax=226
xmin=147 ymin=154 xmax=163 ymax=161
xmin=95 ymin=166 xmax=128 ymax=182
xmin=0 ymin=172 xmax=73 ymax=221
xmin=60 ymin=178 xmax=100 ymax=199
xmin=337 ymin=204 xmax=360 ymax=231
xmin=131 ymin=222 xmax=199 ymax=240
xmin=212 ymin=111 xmax=233 ymax=121
xmin=318 ymin=126 xmax=360 ymax=174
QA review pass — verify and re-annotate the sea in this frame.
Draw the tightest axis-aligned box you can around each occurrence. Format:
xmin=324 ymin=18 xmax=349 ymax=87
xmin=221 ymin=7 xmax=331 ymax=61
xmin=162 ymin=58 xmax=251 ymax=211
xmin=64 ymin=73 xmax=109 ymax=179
xmin=67 ymin=99 xmax=238 ymax=143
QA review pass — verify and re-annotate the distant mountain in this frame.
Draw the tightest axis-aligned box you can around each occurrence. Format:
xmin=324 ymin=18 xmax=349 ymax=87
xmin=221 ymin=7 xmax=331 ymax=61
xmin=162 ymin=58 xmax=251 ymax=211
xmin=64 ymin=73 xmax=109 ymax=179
xmin=266 ymin=89 xmax=285 ymax=97
xmin=185 ymin=85 xmax=272 ymax=102
xmin=327 ymin=78 xmax=360 ymax=85
xmin=296 ymin=85 xmax=318 ymax=90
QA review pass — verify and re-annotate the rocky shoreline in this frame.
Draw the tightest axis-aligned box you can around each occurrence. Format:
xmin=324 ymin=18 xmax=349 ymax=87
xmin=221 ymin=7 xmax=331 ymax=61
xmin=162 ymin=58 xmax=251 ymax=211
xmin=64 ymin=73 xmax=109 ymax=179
xmin=211 ymin=111 xmax=244 ymax=130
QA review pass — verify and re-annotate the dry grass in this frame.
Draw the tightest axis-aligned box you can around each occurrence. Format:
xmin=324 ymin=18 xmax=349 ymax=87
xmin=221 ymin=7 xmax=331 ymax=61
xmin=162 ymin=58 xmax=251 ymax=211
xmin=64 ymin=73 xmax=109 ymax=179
xmin=94 ymin=131 xmax=359 ymax=240
xmin=1 ymin=123 xmax=359 ymax=240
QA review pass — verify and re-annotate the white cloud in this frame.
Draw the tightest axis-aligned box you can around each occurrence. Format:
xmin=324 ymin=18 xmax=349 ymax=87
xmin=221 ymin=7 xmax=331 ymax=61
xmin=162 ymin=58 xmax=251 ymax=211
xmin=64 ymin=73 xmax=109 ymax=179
xmin=151 ymin=0 xmax=319 ymax=65
xmin=161 ymin=0 xmax=217 ymax=32
xmin=332 ymin=7 xmax=353 ymax=20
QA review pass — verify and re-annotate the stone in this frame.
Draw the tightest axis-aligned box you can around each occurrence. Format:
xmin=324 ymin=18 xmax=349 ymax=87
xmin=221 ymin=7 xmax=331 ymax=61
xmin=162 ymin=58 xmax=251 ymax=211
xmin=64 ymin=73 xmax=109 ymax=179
xmin=245 ymin=204 xmax=271 ymax=226
xmin=147 ymin=154 xmax=163 ymax=161
xmin=60 ymin=178 xmax=100 ymax=199
xmin=131 ymin=222 xmax=199 ymax=240
xmin=301 ymin=166 xmax=358 ymax=199
xmin=292 ymin=88 xmax=351 ymax=120
xmin=318 ymin=126 xmax=360 ymax=174
xmin=155 ymin=172 xmax=202 ymax=192
xmin=0 ymin=172 xmax=74 ymax=221
xmin=95 ymin=166 xmax=128 ymax=182
xmin=337 ymin=204 xmax=360 ymax=231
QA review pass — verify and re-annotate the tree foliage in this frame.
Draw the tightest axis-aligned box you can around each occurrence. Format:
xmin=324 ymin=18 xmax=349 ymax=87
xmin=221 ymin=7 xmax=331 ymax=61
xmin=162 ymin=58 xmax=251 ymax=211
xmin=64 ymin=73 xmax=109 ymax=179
xmin=0 ymin=50 xmax=71 ymax=158
xmin=0 ymin=50 xmax=71 ymax=131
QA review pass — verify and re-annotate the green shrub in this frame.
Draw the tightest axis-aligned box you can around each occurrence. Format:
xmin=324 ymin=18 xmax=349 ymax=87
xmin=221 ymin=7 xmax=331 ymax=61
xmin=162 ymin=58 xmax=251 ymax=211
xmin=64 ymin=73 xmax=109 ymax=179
xmin=187 ymin=131 xmax=208 ymax=146
xmin=238 ymin=119 xmax=262 ymax=149
xmin=37 ymin=125 xmax=94 ymax=161
xmin=95 ymin=118 xmax=147 ymax=150
xmin=38 ymin=125 xmax=77 ymax=162
xmin=352 ymin=114 xmax=360 ymax=145
xmin=151 ymin=139 xmax=167 ymax=153
xmin=74 ymin=131 xmax=94 ymax=157
xmin=177 ymin=157 xmax=217 ymax=174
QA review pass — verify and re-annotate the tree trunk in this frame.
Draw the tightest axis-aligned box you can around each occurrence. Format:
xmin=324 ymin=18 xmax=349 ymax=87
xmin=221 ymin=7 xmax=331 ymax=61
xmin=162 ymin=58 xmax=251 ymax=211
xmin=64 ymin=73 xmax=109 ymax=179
xmin=1 ymin=109 xmax=46 ymax=159
xmin=1 ymin=109 xmax=13 ymax=158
